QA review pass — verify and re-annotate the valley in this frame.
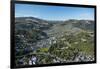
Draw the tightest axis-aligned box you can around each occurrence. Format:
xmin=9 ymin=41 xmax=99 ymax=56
xmin=15 ymin=17 xmax=95 ymax=66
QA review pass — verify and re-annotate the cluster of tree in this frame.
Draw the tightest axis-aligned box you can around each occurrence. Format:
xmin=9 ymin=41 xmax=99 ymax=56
xmin=48 ymin=31 xmax=94 ymax=61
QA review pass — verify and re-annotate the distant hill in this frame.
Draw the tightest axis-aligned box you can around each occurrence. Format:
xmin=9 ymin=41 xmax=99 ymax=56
xmin=62 ymin=19 xmax=94 ymax=31
xmin=15 ymin=17 xmax=52 ymax=30
xmin=15 ymin=17 xmax=94 ymax=31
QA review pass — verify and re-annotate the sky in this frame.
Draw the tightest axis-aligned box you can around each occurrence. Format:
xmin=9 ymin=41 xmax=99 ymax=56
xmin=15 ymin=4 xmax=94 ymax=21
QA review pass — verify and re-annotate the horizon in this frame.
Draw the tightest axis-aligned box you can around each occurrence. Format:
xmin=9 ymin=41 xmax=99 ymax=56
xmin=15 ymin=16 xmax=94 ymax=21
xmin=15 ymin=4 xmax=94 ymax=21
